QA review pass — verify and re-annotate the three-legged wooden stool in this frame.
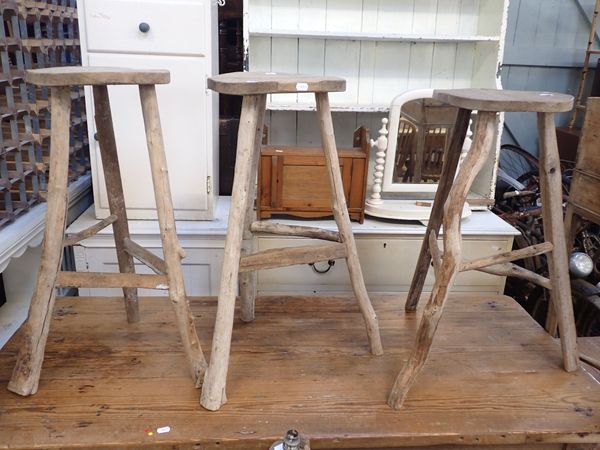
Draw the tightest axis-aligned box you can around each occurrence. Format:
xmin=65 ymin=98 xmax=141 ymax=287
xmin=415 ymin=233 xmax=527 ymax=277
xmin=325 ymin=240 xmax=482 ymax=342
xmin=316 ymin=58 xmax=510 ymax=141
xmin=201 ymin=72 xmax=383 ymax=411
xmin=8 ymin=67 xmax=206 ymax=396
xmin=388 ymin=89 xmax=579 ymax=409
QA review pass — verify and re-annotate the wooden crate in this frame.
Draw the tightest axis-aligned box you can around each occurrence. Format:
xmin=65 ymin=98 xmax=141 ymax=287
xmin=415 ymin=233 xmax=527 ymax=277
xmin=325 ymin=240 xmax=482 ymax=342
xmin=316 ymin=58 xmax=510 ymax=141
xmin=257 ymin=127 xmax=369 ymax=223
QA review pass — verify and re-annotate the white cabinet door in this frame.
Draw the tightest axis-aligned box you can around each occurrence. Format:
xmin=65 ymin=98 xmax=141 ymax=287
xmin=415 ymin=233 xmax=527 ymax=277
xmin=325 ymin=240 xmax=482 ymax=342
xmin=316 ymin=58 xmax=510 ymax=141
xmin=87 ymin=52 xmax=214 ymax=220
xmin=83 ymin=0 xmax=209 ymax=56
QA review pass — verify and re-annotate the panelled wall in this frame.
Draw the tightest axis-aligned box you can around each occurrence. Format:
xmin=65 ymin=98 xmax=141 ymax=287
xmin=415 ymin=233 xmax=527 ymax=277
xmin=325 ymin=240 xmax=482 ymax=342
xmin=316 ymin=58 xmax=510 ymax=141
xmin=245 ymin=0 xmax=507 ymax=148
xmin=502 ymin=0 xmax=595 ymax=153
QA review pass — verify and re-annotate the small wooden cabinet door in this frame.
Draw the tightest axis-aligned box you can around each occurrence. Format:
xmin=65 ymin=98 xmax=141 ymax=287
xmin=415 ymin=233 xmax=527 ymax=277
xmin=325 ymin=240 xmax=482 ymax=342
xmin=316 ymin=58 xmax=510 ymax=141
xmin=86 ymin=52 xmax=215 ymax=220
xmin=271 ymin=154 xmax=352 ymax=209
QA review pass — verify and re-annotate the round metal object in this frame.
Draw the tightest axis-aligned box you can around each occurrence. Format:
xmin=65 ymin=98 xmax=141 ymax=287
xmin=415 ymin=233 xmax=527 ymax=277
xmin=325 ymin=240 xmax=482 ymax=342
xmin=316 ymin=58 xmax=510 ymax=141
xmin=139 ymin=22 xmax=150 ymax=33
xmin=569 ymin=252 xmax=594 ymax=278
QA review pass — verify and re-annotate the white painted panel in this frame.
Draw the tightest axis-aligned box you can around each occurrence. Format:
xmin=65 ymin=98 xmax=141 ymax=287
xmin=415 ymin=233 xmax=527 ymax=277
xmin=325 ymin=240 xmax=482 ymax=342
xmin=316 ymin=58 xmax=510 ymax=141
xmin=271 ymin=0 xmax=299 ymax=30
xmin=371 ymin=42 xmax=411 ymax=103
xmin=326 ymin=0 xmax=363 ymax=32
xmin=88 ymin=53 xmax=210 ymax=220
xmin=430 ymin=43 xmax=457 ymax=89
xmin=357 ymin=41 xmax=376 ymax=105
xmin=257 ymin=236 xmax=509 ymax=294
xmin=324 ymin=40 xmax=361 ymax=104
xmin=82 ymin=247 xmax=220 ymax=296
xmin=248 ymin=0 xmax=272 ymax=30
xmin=458 ymin=0 xmax=480 ymax=36
xmin=298 ymin=0 xmax=326 ymax=31
xmin=412 ymin=0 xmax=438 ymax=35
xmin=298 ymin=39 xmax=324 ymax=104
xmin=84 ymin=0 xmax=207 ymax=56
xmin=376 ymin=0 xmax=414 ymax=34
xmin=453 ymin=43 xmax=476 ymax=88
xmin=361 ymin=0 xmax=379 ymax=33
xmin=407 ymin=43 xmax=434 ymax=89
xmin=435 ymin=0 xmax=460 ymax=36
xmin=471 ymin=41 xmax=499 ymax=88
xmin=477 ymin=0 xmax=505 ymax=36
xmin=270 ymin=37 xmax=299 ymax=104
xmin=248 ymin=36 xmax=271 ymax=72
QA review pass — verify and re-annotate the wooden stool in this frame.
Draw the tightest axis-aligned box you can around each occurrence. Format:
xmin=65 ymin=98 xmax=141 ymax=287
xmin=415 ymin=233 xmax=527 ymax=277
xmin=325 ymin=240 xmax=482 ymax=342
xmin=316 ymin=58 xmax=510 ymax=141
xmin=8 ymin=67 xmax=206 ymax=396
xmin=388 ymin=89 xmax=580 ymax=409
xmin=201 ymin=72 xmax=383 ymax=411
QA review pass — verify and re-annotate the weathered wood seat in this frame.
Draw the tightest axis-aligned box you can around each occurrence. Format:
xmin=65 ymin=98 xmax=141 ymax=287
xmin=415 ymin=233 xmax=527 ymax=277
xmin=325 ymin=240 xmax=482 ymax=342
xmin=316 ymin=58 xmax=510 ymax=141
xmin=206 ymin=72 xmax=345 ymax=95
xmin=389 ymin=88 xmax=579 ymax=409
xmin=24 ymin=66 xmax=170 ymax=86
xmin=8 ymin=67 xmax=206 ymax=397
xmin=200 ymin=71 xmax=383 ymax=411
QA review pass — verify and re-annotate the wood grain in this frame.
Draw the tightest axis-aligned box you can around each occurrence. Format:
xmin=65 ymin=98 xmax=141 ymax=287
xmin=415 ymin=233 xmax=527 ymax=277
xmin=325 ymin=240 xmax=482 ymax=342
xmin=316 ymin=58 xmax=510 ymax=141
xmin=25 ymin=67 xmax=170 ymax=86
xmin=7 ymin=87 xmax=72 ymax=397
xmin=93 ymin=85 xmax=139 ymax=323
xmin=55 ymin=272 xmax=169 ymax=290
xmin=434 ymin=89 xmax=574 ymax=113
xmin=537 ymin=112 xmax=579 ymax=372
xmin=239 ymin=243 xmax=348 ymax=273
xmin=1 ymin=294 xmax=600 ymax=449
xmin=62 ymin=214 xmax=117 ymax=247
xmin=207 ymin=72 xmax=345 ymax=95
xmin=315 ymin=92 xmax=383 ymax=357
xmin=138 ymin=84 xmax=207 ymax=387
xmin=122 ymin=238 xmax=167 ymax=275
xmin=389 ymin=111 xmax=498 ymax=409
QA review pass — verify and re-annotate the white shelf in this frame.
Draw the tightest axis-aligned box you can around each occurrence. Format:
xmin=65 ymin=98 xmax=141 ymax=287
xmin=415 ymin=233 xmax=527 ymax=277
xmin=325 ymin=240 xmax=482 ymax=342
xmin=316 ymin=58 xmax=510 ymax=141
xmin=267 ymin=102 xmax=390 ymax=113
xmin=249 ymin=29 xmax=501 ymax=43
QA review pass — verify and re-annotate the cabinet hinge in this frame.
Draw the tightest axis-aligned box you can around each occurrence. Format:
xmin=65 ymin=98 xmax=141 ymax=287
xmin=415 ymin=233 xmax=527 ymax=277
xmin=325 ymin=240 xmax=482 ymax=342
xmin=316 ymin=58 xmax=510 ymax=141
xmin=206 ymin=176 xmax=212 ymax=194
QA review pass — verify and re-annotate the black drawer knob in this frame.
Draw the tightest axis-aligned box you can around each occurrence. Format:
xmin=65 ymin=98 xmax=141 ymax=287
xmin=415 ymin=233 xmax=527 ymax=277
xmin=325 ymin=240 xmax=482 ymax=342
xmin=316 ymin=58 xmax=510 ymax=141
xmin=139 ymin=22 xmax=150 ymax=33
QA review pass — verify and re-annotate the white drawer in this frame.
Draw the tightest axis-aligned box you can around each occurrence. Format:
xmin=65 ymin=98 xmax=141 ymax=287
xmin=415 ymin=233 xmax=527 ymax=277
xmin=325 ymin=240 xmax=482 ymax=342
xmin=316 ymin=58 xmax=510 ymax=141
xmin=83 ymin=0 xmax=210 ymax=56
xmin=257 ymin=236 xmax=513 ymax=294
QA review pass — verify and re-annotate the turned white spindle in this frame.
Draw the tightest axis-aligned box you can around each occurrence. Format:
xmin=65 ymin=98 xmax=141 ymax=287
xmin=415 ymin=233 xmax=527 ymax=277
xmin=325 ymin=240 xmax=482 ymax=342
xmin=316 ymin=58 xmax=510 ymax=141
xmin=368 ymin=118 xmax=389 ymax=205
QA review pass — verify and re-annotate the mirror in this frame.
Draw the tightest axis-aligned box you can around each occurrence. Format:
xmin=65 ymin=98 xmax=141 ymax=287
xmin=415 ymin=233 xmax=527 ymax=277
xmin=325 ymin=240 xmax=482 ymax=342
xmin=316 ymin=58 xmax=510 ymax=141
xmin=391 ymin=98 xmax=458 ymax=186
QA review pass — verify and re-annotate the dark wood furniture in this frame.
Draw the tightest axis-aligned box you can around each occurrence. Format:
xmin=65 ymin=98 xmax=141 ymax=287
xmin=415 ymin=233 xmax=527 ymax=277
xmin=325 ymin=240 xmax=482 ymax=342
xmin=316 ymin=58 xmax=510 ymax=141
xmin=257 ymin=127 xmax=369 ymax=223
xmin=1 ymin=294 xmax=599 ymax=449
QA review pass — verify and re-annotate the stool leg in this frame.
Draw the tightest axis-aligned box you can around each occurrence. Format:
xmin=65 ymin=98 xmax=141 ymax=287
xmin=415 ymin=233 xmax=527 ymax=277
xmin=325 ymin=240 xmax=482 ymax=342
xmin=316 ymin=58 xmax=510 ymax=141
xmin=93 ymin=85 xmax=139 ymax=323
xmin=139 ymin=85 xmax=207 ymax=385
xmin=315 ymin=92 xmax=383 ymax=356
xmin=8 ymin=87 xmax=72 ymax=396
xmin=240 ymin=95 xmax=267 ymax=323
xmin=388 ymin=111 xmax=497 ymax=409
xmin=405 ymin=108 xmax=472 ymax=313
xmin=537 ymin=112 xmax=579 ymax=372
xmin=201 ymin=94 xmax=267 ymax=410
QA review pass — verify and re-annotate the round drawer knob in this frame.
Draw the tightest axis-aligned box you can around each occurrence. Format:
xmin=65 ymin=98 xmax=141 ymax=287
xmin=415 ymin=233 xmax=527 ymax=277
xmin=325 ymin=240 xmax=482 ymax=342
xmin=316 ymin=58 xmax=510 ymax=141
xmin=93 ymin=132 xmax=99 ymax=141
xmin=138 ymin=22 xmax=150 ymax=33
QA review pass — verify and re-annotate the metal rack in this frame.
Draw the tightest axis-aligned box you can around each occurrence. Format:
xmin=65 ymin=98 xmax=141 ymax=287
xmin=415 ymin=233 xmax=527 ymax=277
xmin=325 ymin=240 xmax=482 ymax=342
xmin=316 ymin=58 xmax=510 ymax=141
xmin=0 ymin=0 xmax=89 ymax=228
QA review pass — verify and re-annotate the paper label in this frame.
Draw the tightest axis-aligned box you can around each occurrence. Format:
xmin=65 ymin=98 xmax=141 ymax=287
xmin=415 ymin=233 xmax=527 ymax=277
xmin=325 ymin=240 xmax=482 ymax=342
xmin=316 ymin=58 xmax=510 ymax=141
xmin=296 ymin=82 xmax=309 ymax=91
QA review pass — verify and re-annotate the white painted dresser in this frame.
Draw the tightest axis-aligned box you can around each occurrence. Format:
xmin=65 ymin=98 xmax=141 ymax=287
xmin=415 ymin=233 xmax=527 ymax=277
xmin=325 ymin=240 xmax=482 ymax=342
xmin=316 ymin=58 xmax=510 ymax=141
xmin=77 ymin=0 xmax=219 ymax=220
xmin=68 ymin=198 xmax=518 ymax=296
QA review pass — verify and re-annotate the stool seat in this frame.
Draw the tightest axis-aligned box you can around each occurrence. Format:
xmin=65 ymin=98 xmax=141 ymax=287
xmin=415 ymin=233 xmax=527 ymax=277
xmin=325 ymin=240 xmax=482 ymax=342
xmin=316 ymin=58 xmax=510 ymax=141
xmin=207 ymin=71 xmax=346 ymax=95
xmin=434 ymin=89 xmax=574 ymax=113
xmin=24 ymin=67 xmax=170 ymax=86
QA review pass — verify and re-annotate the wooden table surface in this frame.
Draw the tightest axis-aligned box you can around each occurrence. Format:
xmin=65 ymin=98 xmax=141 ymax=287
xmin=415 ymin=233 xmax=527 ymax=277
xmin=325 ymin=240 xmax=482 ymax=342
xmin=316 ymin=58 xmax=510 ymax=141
xmin=1 ymin=293 xmax=599 ymax=450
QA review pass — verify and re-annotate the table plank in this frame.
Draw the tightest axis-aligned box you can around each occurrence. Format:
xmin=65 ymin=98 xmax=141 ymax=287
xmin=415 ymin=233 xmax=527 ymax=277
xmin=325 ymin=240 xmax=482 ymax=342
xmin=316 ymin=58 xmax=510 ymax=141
xmin=1 ymin=294 xmax=599 ymax=449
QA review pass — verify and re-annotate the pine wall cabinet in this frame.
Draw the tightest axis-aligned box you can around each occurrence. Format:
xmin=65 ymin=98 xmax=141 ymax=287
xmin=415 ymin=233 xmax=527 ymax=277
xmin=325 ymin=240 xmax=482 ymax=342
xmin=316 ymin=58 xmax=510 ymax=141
xmin=78 ymin=0 xmax=219 ymax=220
